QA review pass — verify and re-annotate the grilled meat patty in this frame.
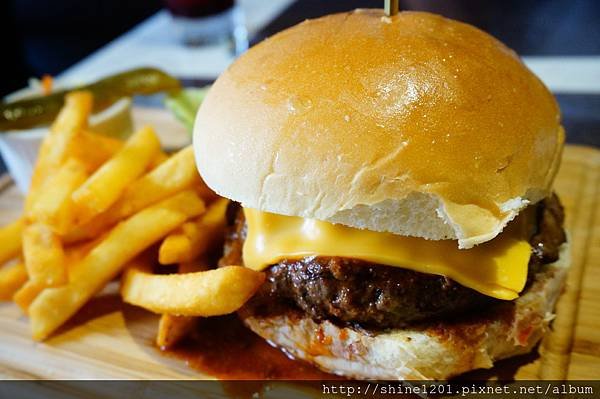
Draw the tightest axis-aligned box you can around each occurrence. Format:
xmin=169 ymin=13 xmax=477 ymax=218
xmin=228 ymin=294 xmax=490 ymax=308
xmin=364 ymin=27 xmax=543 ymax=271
xmin=221 ymin=194 xmax=566 ymax=329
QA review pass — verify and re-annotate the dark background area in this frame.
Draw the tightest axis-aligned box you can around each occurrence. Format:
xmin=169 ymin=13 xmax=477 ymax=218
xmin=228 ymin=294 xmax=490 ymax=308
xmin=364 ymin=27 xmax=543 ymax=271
xmin=0 ymin=0 xmax=599 ymax=154
xmin=254 ymin=0 xmax=600 ymax=55
xmin=3 ymin=0 xmax=600 ymax=98
xmin=1 ymin=0 xmax=162 ymax=96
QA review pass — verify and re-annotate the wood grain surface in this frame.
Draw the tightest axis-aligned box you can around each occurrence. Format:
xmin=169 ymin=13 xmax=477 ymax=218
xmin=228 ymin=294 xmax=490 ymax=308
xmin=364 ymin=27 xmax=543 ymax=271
xmin=0 ymin=144 xmax=598 ymax=381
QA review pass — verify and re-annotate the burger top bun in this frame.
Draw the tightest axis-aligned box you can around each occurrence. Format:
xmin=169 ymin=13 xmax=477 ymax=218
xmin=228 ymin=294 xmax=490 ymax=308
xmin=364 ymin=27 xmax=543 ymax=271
xmin=193 ymin=9 xmax=564 ymax=248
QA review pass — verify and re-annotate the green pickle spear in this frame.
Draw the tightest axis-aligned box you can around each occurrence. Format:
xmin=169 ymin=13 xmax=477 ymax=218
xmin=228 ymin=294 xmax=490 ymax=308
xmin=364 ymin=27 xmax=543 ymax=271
xmin=0 ymin=68 xmax=181 ymax=131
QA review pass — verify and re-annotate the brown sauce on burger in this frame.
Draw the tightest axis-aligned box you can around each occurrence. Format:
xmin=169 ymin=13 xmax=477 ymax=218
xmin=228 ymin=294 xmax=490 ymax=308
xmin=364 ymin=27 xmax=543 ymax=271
xmin=162 ymin=314 xmax=340 ymax=380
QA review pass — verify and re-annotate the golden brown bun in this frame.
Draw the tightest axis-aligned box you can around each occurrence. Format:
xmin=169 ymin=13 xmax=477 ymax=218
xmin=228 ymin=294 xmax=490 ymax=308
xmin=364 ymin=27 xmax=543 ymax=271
xmin=194 ymin=10 xmax=563 ymax=247
xmin=242 ymin=242 xmax=569 ymax=380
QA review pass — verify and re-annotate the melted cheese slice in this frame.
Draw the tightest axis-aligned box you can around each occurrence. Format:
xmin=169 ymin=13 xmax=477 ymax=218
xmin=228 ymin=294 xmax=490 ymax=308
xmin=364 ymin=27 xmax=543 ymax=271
xmin=242 ymin=208 xmax=532 ymax=300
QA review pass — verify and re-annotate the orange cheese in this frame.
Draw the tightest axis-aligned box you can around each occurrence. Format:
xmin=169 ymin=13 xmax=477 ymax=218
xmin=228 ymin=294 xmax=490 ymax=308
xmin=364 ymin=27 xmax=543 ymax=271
xmin=242 ymin=208 xmax=532 ymax=300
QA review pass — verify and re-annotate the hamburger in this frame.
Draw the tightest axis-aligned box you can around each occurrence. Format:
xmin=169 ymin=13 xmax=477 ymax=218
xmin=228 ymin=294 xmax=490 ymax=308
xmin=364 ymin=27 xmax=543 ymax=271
xmin=193 ymin=10 xmax=568 ymax=379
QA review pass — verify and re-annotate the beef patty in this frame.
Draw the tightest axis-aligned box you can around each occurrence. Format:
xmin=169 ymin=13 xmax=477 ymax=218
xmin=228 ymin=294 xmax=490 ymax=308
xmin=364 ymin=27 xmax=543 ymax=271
xmin=221 ymin=194 xmax=566 ymax=330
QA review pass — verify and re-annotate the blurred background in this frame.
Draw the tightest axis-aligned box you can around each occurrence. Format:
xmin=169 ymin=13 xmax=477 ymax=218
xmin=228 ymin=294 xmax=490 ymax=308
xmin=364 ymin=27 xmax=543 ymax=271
xmin=1 ymin=0 xmax=599 ymax=164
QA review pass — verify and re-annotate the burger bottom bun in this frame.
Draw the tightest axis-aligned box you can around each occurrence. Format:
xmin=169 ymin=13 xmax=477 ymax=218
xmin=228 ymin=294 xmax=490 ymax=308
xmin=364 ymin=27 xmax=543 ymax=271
xmin=241 ymin=242 xmax=570 ymax=380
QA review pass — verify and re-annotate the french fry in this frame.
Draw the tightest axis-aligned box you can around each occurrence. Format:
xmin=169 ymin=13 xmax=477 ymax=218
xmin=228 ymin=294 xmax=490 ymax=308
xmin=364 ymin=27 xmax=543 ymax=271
xmin=22 ymin=223 xmax=67 ymax=287
xmin=28 ymin=189 xmax=206 ymax=340
xmin=158 ymin=235 xmax=190 ymax=265
xmin=29 ymin=158 xmax=88 ymax=234
xmin=155 ymin=258 xmax=211 ymax=348
xmin=0 ymin=218 xmax=24 ymax=265
xmin=71 ymin=125 xmax=161 ymax=224
xmin=62 ymin=145 xmax=203 ymax=244
xmin=64 ymin=237 xmax=104 ymax=281
xmin=69 ymin=130 xmax=124 ymax=172
xmin=26 ymin=92 xmax=92 ymax=212
xmin=59 ymin=215 xmax=108 ymax=244
xmin=159 ymin=198 xmax=228 ymax=264
xmin=0 ymin=262 xmax=28 ymax=301
xmin=148 ymin=150 xmax=170 ymax=170
xmin=121 ymin=265 xmax=265 ymax=316
xmin=49 ymin=91 xmax=93 ymax=154
xmin=13 ymin=280 xmax=44 ymax=313
xmin=112 ymin=145 xmax=202 ymax=219
xmin=156 ymin=314 xmax=196 ymax=349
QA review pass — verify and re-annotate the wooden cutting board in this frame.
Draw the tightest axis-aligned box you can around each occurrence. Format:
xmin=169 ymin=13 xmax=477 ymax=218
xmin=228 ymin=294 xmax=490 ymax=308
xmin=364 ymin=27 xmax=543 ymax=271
xmin=0 ymin=141 xmax=598 ymax=381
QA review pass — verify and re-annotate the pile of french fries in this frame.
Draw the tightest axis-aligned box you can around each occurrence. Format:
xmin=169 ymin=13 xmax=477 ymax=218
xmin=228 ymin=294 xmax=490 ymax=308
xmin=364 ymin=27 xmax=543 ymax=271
xmin=0 ymin=91 xmax=264 ymax=347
